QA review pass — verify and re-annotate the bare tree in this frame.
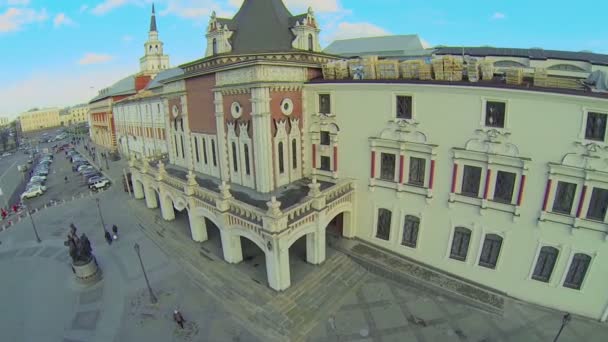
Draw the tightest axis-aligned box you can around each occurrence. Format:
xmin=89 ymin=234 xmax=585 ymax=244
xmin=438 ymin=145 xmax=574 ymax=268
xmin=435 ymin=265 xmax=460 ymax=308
xmin=0 ymin=130 xmax=9 ymax=151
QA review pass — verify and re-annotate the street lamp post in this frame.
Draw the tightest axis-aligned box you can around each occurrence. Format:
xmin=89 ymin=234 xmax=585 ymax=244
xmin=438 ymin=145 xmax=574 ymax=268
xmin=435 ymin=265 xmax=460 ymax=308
xmin=25 ymin=206 xmax=41 ymax=243
xmin=553 ymin=313 xmax=571 ymax=342
xmin=133 ymin=243 xmax=157 ymax=304
xmin=95 ymin=198 xmax=106 ymax=234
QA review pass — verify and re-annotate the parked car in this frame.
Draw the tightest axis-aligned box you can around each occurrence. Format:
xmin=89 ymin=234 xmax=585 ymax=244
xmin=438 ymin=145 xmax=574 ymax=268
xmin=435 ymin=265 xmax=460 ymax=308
xmin=30 ymin=175 xmax=47 ymax=183
xmin=34 ymin=170 xmax=49 ymax=177
xmin=21 ymin=185 xmax=44 ymax=200
xmin=84 ymin=172 xmax=102 ymax=181
xmin=79 ymin=166 xmax=95 ymax=175
xmin=77 ymin=164 xmax=93 ymax=172
xmin=87 ymin=176 xmax=104 ymax=185
xmin=89 ymin=178 xmax=111 ymax=190
xmin=72 ymin=162 xmax=89 ymax=172
xmin=27 ymin=182 xmax=47 ymax=191
xmin=2 ymin=152 xmax=12 ymax=157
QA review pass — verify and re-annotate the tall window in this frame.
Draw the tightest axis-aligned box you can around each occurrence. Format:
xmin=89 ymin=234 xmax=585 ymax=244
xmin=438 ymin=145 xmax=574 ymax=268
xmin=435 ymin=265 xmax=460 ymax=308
xmin=461 ymin=165 xmax=482 ymax=197
xmin=202 ymin=139 xmax=208 ymax=164
xmin=291 ymin=139 xmax=297 ymax=169
xmin=212 ymin=38 xmax=218 ymax=55
xmin=174 ymin=135 xmax=178 ymax=156
xmin=320 ymin=131 xmax=330 ymax=145
xmin=194 ymin=137 xmax=200 ymax=163
xmin=585 ymin=112 xmax=607 ymax=141
xmin=396 ymin=96 xmax=412 ymax=120
xmin=408 ymin=157 xmax=425 ymax=186
xmin=211 ymin=139 xmax=217 ymax=167
xmin=376 ymin=209 xmax=392 ymax=241
xmin=586 ymin=187 xmax=608 ymax=221
xmin=493 ymin=171 xmax=516 ymax=203
xmin=401 ymin=215 xmax=419 ymax=248
xmin=532 ymin=246 xmax=559 ymax=282
xmin=485 ymin=101 xmax=506 ymax=128
xmin=232 ymin=142 xmax=238 ymax=172
xmin=479 ymin=234 xmax=503 ymax=269
xmin=308 ymin=34 xmax=313 ymax=51
xmin=157 ymin=104 xmax=160 ymax=113
xmin=552 ymin=181 xmax=577 ymax=215
xmin=450 ymin=227 xmax=471 ymax=261
xmin=278 ymin=142 xmax=285 ymax=174
xmin=320 ymin=156 xmax=331 ymax=171
xmin=180 ymin=119 xmax=184 ymax=132
xmin=319 ymin=94 xmax=331 ymax=114
xmin=244 ymin=144 xmax=251 ymax=175
xmin=380 ymin=153 xmax=396 ymax=181
xmin=180 ymin=136 xmax=185 ymax=158
xmin=563 ymin=253 xmax=591 ymax=290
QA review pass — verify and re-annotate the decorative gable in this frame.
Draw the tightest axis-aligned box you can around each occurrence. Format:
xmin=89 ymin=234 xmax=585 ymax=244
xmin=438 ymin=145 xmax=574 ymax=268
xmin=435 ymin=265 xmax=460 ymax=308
xmin=205 ymin=11 xmax=234 ymax=57
xmin=291 ymin=7 xmax=321 ymax=52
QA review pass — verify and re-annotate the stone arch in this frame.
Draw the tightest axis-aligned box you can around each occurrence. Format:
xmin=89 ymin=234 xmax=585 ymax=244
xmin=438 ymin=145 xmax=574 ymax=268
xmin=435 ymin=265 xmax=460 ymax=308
xmin=228 ymin=227 xmax=268 ymax=254
xmin=161 ymin=188 xmax=188 ymax=212
xmin=322 ymin=202 xmax=354 ymax=229
xmin=285 ymin=223 xmax=318 ymax=249
xmin=190 ymin=206 xmax=221 ymax=229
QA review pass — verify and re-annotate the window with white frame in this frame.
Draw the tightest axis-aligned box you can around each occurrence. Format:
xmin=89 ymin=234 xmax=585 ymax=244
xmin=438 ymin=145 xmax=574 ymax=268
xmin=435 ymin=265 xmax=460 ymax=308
xmin=532 ymin=246 xmax=559 ymax=283
xmin=320 ymin=156 xmax=331 ymax=171
xmin=408 ymin=157 xmax=425 ymax=186
xmin=479 ymin=234 xmax=502 ymax=269
xmin=450 ymin=227 xmax=471 ymax=261
xmin=318 ymin=94 xmax=331 ymax=114
xmin=380 ymin=153 xmax=396 ymax=181
xmin=401 ymin=215 xmax=419 ymax=248
xmin=396 ymin=95 xmax=412 ymax=120
xmin=493 ymin=171 xmax=516 ymax=203
xmin=586 ymin=187 xmax=608 ymax=221
xmin=376 ymin=208 xmax=392 ymax=241
xmin=461 ymin=165 xmax=482 ymax=197
xmin=552 ymin=181 xmax=577 ymax=215
xmin=584 ymin=111 xmax=607 ymax=142
xmin=320 ymin=131 xmax=331 ymax=146
xmin=563 ymin=253 xmax=591 ymax=290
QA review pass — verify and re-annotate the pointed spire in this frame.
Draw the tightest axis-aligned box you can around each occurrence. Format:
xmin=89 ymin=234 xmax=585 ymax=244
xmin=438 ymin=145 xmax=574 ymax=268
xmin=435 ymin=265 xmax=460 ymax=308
xmin=149 ymin=3 xmax=157 ymax=32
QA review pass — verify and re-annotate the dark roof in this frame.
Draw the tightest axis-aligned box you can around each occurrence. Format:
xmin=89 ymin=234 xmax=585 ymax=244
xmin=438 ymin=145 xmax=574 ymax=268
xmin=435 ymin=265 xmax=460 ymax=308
xmin=149 ymin=4 xmax=157 ymax=32
xmin=289 ymin=13 xmax=307 ymax=27
xmin=435 ymin=47 xmax=608 ymax=66
xmin=89 ymin=75 xmax=137 ymax=103
xmin=216 ymin=17 xmax=235 ymax=30
xmin=324 ymin=35 xmax=431 ymax=58
xmin=229 ymin=0 xmax=296 ymax=54
xmin=145 ymin=67 xmax=184 ymax=89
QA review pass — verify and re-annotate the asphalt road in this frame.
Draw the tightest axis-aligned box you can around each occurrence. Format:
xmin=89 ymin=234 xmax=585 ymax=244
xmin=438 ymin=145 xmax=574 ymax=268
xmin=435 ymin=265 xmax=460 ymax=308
xmin=0 ymin=150 xmax=29 ymax=209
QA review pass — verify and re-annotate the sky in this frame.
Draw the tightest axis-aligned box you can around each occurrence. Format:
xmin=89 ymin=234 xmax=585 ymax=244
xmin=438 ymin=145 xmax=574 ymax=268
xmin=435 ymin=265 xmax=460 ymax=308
xmin=1 ymin=0 xmax=607 ymax=119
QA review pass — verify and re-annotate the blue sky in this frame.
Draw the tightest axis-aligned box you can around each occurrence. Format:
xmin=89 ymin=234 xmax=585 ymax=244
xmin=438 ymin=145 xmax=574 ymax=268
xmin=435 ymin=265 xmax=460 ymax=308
xmin=1 ymin=0 xmax=607 ymax=118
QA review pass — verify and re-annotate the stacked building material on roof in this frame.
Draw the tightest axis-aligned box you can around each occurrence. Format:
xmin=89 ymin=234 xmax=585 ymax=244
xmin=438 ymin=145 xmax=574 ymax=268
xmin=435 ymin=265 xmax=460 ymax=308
xmin=419 ymin=63 xmax=433 ymax=80
xmin=467 ymin=60 xmax=480 ymax=82
xmin=480 ymin=61 xmax=494 ymax=80
xmin=347 ymin=56 xmax=378 ymax=80
xmin=322 ymin=63 xmax=336 ymax=80
xmin=506 ymin=68 xmax=524 ymax=85
xmin=334 ymin=60 xmax=349 ymax=80
xmin=443 ymin=56 xmax=464 ymax=81
xmin=376 ymin=60 xmax=400 ymax=79
xmin=400 ymin=60 xmax=424 ymax=79
xmin=432 ymin=58 xmax=445 ymax=80
xmin=533 ymin=68 xmax=549 ymax=87
xmin=544 ymin=77 xmax=584 ymax=91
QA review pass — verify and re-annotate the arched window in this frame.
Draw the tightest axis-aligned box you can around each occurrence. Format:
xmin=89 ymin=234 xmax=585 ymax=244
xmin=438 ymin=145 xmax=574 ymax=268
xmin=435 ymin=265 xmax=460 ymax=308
xmin=212 ymin=38 xmax=218 ymax=55
xmin=291 ymin=139 xmax=297 ymax=169
xmin=278 ymin=142 xmax=285 ymax=174
xmin=563 ymin=253 xmax=591 ymax=289
xmin=401 ymin=215 xmax=420 ymax=247
xmin=479 ymin=234 xmax=503 ymax=269
xmin=232 ymin=142 xmax=238 ymax=172
xmin=493 ymin=60 xmax=527 ymax=68
xmin=308 ymin=34 xmax=314 ymax=51
xmin=376 ymin=209 xmax=392 ymax=240
xmin=450 ymin=227 xmax=471 ymax=261
xmin=548 ymin=64 xmax=586 ymax=72
xmin=244 ymin=144 xmax=251 ymax=175
xmin=532 ymin=246 xmax=559 ymax=282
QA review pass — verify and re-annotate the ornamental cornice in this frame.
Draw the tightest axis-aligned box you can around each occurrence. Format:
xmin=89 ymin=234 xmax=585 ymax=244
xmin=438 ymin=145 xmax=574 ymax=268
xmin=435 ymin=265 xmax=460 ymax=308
xmin=270 ymin=84 xmax=302 ymax=92
xmin=216 ymin=65 xmax=308 ymax=87
xmin=220 ymin=87 xmax=251 ymax=96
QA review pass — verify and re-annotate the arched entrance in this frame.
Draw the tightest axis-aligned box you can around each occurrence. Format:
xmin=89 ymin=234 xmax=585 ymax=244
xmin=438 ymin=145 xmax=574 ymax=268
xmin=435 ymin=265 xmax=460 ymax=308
xmin=234 ymin=235 xmax=268 ymax=286
xmin=132 ymin=178 xmax=144 ymax=199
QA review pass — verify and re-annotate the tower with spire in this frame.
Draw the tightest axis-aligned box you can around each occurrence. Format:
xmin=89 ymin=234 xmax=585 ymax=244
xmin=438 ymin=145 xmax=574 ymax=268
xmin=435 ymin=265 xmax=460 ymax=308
xmin=140 ymin=3 xmax=170 ymax=77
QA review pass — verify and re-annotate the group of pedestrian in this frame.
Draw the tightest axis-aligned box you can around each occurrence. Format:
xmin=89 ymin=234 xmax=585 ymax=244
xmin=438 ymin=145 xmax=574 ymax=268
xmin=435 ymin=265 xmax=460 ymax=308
xmin=104 ymin=224 xmax=119 ymax=245
xmin=1 ymin=204 xmax=21 ymax=220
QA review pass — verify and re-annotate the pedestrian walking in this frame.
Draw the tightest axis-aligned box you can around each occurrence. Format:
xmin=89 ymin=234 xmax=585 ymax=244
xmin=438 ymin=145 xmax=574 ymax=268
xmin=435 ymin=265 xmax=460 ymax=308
xmin=173 ymin=310 xmax=185 ymax=329
xmin=112 ymin=224 xmax=118 ymax=239
xmin=104 ymin=230 xmax=113 ymax=245
xmin=65 ymin=176 xmax=68 ymax=183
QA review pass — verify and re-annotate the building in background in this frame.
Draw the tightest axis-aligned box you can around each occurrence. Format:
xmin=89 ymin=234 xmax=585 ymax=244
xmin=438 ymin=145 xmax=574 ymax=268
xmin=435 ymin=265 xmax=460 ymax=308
xmin=0 ymin=117 xmax=9 ymax=126
xmin=324 ymin=34 xmax=431 ymax=58
xmin=19 ymin=107 xmax=61 ymax=132
xmin=69 ymin=104 xmax=89 ymax=124
xmin=114 ymin=68 xmax=182 ymax=159
xmin=89 ymin=4 xmax=167 ymax=151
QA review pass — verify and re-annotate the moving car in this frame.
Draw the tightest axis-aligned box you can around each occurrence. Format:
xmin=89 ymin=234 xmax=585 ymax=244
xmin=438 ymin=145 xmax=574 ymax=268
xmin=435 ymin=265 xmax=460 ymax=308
xmin=21 ymin=185 xmax=44 ymax=200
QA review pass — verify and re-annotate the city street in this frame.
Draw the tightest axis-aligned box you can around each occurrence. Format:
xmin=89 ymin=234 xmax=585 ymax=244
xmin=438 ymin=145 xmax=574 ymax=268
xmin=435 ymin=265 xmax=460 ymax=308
xmin=0 ymin=142 xmax=606 ymax=342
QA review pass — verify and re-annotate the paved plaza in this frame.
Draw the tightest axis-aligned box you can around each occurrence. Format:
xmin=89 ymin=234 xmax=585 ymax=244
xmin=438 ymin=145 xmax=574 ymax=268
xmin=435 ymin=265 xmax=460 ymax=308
xmin=0 ymin=140 xmax=606 ymax=341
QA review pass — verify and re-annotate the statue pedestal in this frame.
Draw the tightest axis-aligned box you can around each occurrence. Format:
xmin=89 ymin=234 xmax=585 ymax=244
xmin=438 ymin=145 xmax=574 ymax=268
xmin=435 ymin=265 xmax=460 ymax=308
xmin=72 ymin=256 xmax=102 ymax=284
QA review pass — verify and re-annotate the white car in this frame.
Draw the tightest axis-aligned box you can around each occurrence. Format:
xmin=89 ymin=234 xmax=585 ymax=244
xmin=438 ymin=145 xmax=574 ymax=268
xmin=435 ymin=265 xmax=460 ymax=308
xmin=1 ymin=152 xmax=11 ymax=157
xmin=30 ymin=175 xmax=46 ymax=182
xmin=27 ymin=183 xmax=47 ymax=191
xmin=21 ymin=185 xmax=44 ymax=199
xmin=89 ymin=178 xmax=111 ymax=190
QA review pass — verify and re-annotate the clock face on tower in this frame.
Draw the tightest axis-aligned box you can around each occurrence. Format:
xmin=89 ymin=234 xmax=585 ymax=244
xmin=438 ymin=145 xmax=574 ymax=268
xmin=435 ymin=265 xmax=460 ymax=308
xmin=172 ymin=104 xmax=180 ymax=118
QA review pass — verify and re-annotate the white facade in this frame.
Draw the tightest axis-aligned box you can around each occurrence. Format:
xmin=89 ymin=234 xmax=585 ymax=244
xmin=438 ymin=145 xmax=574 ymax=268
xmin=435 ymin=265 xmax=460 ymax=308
xmin=304 ymin=82 xmax=608 ymax=321
xmin=114 ymin=95 xmax=168 ymax=159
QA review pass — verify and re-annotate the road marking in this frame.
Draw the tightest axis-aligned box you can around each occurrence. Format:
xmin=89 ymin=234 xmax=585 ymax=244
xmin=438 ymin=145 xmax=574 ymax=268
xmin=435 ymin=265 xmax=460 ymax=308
xmin=0 ymin=159 xmax=19 ymax=183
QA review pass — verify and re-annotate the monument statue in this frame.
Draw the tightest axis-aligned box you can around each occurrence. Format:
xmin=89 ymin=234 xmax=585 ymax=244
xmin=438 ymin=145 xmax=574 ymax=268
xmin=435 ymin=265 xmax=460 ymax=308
xmin=63 ymin=223 xmax=101 ymax=283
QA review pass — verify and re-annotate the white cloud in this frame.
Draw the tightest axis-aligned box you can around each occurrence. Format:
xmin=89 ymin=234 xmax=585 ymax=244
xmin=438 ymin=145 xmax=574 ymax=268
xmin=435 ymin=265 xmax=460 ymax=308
xmin=325 ymin=21 xmax=389 ymax=42
xmin=6 ymin=0 xmax=30 ymax=5
xmin=79 ymin=4 xmax=89 ymax=13
xmin=491 ymin=12 xmax=506 ymax=20
xmin=53 ymin=13 xmax=74 ymax=27
xmin=91 ymin=0 xmax=130 ymax=15
xmin=0 ymin=7 xmax=48 ymax=33
xmin=78 ymin=53 xmax=113 ymax=65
